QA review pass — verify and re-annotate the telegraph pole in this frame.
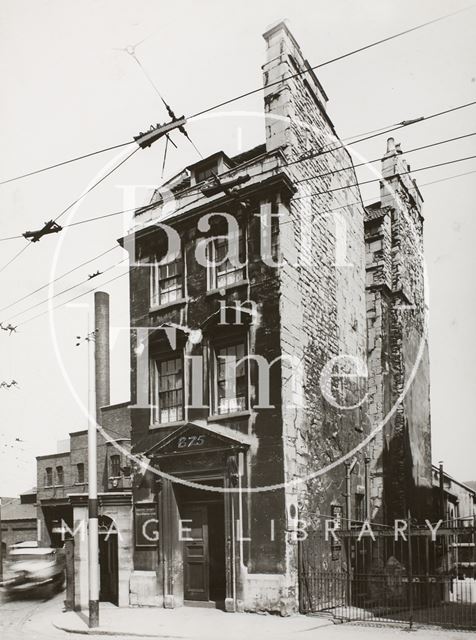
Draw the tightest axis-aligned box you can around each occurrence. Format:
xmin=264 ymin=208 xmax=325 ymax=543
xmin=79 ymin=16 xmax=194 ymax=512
xmin=87 ymin=291 xmax=110 ymax=628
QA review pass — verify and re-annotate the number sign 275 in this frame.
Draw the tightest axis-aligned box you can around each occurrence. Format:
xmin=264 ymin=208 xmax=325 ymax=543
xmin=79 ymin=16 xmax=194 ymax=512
xmin=176 ymin=435 xmax=205 ymax=449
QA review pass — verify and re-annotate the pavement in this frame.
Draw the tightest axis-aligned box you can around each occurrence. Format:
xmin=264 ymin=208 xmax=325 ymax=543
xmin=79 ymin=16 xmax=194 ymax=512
xmin=1 ymin=589 xmax=474 ymax=640
xmin=52 ymin=603 xmax=335 ymax=639
xmin=51 ymin=604 xmax=476 ymax=640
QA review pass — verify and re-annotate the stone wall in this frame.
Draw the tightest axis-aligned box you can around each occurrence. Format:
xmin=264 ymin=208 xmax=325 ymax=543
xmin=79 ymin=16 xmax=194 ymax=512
xmin=365 ymin=140 xmax=432 ymax=523
xmin=262 ymin=20 xmax=368 ymax=601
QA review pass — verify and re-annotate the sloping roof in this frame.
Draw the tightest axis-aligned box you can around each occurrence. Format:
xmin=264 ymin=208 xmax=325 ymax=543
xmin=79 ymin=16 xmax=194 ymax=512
xmin=1 ymin=498 xmax=36 ymax=521
xmin=20 ymin=487 xmax=37 ymax=496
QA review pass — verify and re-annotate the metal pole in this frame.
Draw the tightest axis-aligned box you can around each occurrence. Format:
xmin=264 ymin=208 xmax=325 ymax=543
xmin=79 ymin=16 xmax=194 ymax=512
xmin=364 ymin=456 xmax=371 ymax=521
xmin=345 ymin=462 xmax=352 ymax=606
xmin=407 ymin=510 xmax=414 ymax=630
xmin=438 ymin=461 xmax=445 ymax=520
xmin=88 ymin=302 xmax=99 ymax=628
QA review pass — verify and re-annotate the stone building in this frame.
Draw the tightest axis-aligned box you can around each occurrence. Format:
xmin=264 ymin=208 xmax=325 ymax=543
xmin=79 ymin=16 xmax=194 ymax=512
xmin=365 ymin=138 xmax=432 ymax=524
xmin=118 ymin=21 xmax=432 ymax=614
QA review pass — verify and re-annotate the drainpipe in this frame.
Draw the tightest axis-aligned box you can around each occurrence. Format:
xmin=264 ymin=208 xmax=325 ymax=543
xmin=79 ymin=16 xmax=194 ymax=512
xmin=364 ymin=456 xmax=371 ymax=521
xmin=344 ymin=459 xmax=357 ymax=605
xmin=439 ymin=461 xmax=445 ymax=521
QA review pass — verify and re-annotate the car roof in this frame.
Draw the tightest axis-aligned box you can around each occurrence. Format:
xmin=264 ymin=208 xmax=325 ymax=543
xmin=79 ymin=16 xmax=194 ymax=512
xmin=10 ymin=540 xmax=38 ymax=548
xmin=10 ymin=547 xmax=56 ymax=556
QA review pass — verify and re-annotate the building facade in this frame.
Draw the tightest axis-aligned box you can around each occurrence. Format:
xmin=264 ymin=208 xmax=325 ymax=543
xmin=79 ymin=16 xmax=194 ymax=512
xmin=365 ymin=138 xmax=432 ymax=524
xmin=120 ymin=21 xmax=432 ymax=614
xmin=36 ymin=401 xmax=133 ymax=608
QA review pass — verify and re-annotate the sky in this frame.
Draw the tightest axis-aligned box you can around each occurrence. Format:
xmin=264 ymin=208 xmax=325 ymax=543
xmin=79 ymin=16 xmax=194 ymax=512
xmin=0 ymin=0 xmax=475 ymax=496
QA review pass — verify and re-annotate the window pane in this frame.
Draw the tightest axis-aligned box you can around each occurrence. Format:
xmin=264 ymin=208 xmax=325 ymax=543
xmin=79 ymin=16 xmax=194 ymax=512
xmin=151 ymin=256 xmax=183 ymax=307
xmin=152 ymin=356 xmax=184 ymax=423
xmin=209 ymin=232 xmax=246 ymax=290
xmin=111 ymin=455 xmax=121 ymax=477
xmin=216 ymin=342 xmax=247 ymax=414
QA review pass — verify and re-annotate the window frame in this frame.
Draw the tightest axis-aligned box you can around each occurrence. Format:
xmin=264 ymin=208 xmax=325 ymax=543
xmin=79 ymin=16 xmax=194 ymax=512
xmin=110 ymin=454 xmax=121 ymax=478
xmin=56 ymin=466 xmax=64 ymax=487
xmin=150 ymin=352 xmax=185 ymax=426
xmin=206 ymin=226 xmax=247 ymax=291
xmin=354 ymin=493 xmax=365 ymax=523
xmin=76 ymin=462 xmax=85 ymax=484
xmin=150 ymin=253 xmax=184 ymax=309
xmin=45 ymin=467 xmax=53 ymax=487
xmin=211 ymin=339 xmax=248 ymax=416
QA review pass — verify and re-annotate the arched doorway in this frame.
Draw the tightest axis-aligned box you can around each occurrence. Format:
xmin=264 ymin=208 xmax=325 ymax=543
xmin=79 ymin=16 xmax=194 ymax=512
xmin=98 ymin=515 xmax=118 ymax=605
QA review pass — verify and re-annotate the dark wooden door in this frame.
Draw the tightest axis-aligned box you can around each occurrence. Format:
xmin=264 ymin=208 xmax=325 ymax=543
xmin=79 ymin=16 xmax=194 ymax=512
xmin=183 ymin=504 xmax=209 ymax=601
xmin=99 ymin=533 xmax=118 ymax=605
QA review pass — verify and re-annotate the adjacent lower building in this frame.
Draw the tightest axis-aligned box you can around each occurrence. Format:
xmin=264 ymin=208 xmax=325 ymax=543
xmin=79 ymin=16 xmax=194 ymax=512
xmin=0 ymin=489 xmax=37 ymax=556
xmin=36 ymin=397 xmax=133 ymax=608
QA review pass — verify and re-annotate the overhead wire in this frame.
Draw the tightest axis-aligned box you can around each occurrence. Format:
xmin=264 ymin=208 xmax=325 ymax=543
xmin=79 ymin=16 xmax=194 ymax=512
xmin=1 ymin=5 xmax=470 ymax=188
xmin=292 ymin=154 xmax=476 ymax=202
xmin=0 ymin=140 xmax=134 ymax=187
xmin=127 ymin=49 xmax=203 ymax=160
xmin=53 ymin=146 xmax=140 ymax=224
xmin=293 ymin=130 xmax=476 ymax=186
xmin=17 ymin=265 xmax=132 ymax=327
xmin=6 ymin=161 xmax=476 ymax=328
xmin=188 ymin=6 xmax=474 ymax=119
xmin=6 ymin=258 xmax=128 ymax=322
xmin=0 ymin=243 xmax=31 ymax=276
xmin=0 ymin=146 xmax=139 ymax=277
xmin=1 ymin=121 xmax=474 ymax=245
xmin=0 ymin=245 xmax=119 ymax=314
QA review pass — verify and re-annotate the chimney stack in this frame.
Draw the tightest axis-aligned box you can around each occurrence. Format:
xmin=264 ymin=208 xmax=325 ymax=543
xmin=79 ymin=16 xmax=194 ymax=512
xmin=94 ymin=291 xmax=110 ymax=426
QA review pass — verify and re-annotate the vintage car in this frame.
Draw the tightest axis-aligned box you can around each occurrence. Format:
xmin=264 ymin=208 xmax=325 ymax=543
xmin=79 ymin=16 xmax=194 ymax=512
xmin=2 ymin=541 xmax=65 ymax=596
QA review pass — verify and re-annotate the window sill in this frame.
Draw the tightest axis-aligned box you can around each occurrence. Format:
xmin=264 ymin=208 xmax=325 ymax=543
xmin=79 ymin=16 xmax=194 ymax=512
xmin=149 ymin=420 xmax=187 ymax=431
xmin=149 ymin=298 xmax=187 ymax=314
xmin=208 ymin=411 xmax=250 ymax=422
xmin=205 ymin=280 xmax=249 ymax=297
